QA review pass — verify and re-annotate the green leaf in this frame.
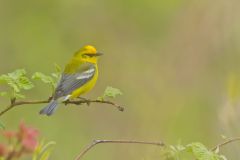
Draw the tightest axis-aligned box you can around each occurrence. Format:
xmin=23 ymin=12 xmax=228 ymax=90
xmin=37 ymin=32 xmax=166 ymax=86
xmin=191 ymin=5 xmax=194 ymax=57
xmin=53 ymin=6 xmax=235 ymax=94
xmin=33 ymin=140 xmax=44 ymax=160
xmin=32 ymin=72 xmax=54 ymax=84
xmin=102 ymin=86 xmax=123 ymax=99
xmin=0 ymin=69 xmax=34 ymax=98
xmin=0 ymin=69 xmax=34 ymax=91
xmin=51 ymin=73 xmax=59 ymax=79
xmin=39 ymin=141 xmax=56 ymax=160
xmin=32 ymin=72 xmax=56 ymax=89
xmin=187 ymin=142 xmax=220 ymax=160
xmin=39 ymin=149 xmax=52 ymax=160
xmin=52 ymin=63 xmax=62 ymax=80
xmin=17 ymin=76 xmax=34 ymax=90
xmin=32 ymin=140 xmax=55 ymax=160
xmin=0 ymin=74 xmax=20 ymax=92
xmin=40 ymin=141 xmax=56 ymax=152
xmin=7 ymin=69 xmax=26 ymax=79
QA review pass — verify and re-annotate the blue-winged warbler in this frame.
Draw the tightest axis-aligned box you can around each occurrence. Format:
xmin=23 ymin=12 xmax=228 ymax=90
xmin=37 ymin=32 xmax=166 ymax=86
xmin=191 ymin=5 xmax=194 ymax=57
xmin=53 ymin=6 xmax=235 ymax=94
xmin=40 ymin=45 xmax=103 ymax=116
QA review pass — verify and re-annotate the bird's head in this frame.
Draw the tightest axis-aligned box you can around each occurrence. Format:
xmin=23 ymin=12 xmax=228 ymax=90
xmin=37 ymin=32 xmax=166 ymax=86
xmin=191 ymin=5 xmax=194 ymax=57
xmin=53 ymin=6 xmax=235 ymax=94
xmin=74 ymin=45 xmax=103 ymax=64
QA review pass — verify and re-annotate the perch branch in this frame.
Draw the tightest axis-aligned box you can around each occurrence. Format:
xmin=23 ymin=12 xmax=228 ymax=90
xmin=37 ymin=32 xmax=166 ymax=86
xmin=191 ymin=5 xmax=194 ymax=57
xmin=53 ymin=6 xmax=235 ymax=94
xmin=75 ymin=139 xmax=165 ymax=160
xmin=211 ymin=137 xmax=240 ymax=151
xmin=0 ymin=98 xmax=124 ymax=117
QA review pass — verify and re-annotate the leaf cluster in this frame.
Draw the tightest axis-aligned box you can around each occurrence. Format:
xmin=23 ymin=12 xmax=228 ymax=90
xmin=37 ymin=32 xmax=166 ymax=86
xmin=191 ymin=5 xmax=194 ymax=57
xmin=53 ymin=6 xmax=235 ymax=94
xmin=162 ymin=142 xmax=227 ymax=160
xmin=98 ymin=86 xmax=123 ymax=100
xmin=0 ymin=69 xmax=34 ymax=98
xmin=0 ymin=67 xmax=123 ymax=101
xmin=32 ymin=140 xmax=56 ymax=160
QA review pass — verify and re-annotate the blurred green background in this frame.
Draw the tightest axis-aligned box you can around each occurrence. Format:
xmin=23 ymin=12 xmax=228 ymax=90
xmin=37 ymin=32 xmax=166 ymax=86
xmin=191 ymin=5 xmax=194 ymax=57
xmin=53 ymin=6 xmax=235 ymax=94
xmin=1 ymin=0 xmax=240 ymax=159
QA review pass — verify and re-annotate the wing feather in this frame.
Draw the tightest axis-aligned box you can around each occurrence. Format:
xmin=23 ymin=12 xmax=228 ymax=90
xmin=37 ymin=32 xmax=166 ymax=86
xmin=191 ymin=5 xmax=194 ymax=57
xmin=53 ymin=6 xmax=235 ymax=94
xmin=53 ymin=64 xmax=96 ymax=99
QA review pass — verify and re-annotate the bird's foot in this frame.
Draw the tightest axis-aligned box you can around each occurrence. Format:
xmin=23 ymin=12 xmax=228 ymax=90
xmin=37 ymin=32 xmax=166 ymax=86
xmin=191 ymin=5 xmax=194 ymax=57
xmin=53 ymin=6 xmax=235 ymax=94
xmin=77 ymin=97 xmax=91 ymax=106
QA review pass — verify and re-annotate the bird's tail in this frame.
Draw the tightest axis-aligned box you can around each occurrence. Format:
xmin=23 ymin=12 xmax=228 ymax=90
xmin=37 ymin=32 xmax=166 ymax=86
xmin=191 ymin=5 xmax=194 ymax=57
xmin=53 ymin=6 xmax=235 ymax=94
xmin=39 ymin=100 xmax=59 ymax=116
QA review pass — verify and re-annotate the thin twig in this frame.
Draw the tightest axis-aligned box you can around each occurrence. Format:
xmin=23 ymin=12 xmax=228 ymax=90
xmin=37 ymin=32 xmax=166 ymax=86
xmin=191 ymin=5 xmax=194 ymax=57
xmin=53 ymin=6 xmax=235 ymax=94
xmin=68 ymin=99 xmax=124 ymax=111
xmin=75 ymin=137 xmax=240 ymax=160
xmin=211 ymin=137 xmax=240 ymax=151
xmin=75 ymin=139 xmax=165 ymax=160
xmin=0 ymin=98 xmax=124 ymax=117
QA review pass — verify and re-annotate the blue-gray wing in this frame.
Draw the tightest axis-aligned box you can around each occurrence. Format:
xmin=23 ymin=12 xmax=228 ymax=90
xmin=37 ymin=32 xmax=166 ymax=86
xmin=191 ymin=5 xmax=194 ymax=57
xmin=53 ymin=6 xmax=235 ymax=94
xmin=53 ymin=64 xmax=96 ymax=99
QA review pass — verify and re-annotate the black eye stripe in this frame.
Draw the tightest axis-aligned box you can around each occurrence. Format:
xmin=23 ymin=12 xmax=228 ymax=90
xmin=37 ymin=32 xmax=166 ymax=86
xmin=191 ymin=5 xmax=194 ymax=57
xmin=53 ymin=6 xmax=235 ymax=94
xmin=83 ymin=54 xmax=95 ymax=57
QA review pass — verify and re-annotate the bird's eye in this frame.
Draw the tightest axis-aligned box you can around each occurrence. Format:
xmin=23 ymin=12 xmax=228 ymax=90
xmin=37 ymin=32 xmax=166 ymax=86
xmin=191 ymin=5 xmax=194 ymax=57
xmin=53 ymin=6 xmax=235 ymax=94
xmin=82 ymin=54 xmax=88 ymax=58
xmin=83 ymin=53 xmax=95 ymax=58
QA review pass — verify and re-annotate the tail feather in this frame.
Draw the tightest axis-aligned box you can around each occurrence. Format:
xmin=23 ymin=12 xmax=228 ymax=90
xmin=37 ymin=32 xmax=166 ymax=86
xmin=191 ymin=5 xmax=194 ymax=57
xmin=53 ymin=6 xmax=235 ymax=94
xmin=39 ymin=100 xmax=59 ymax=116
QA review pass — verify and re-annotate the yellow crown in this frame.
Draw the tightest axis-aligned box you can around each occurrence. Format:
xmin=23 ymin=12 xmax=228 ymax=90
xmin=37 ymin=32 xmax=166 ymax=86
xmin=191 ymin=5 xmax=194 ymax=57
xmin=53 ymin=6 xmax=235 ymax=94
xmin=83 ymin=45 xmax=97 ymax=53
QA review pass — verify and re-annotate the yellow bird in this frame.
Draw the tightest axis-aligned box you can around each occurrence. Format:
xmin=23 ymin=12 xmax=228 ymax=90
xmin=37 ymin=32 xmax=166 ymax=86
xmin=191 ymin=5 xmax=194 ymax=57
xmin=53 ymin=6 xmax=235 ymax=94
xmin=40 ymin=45 xmax=103 ymax=116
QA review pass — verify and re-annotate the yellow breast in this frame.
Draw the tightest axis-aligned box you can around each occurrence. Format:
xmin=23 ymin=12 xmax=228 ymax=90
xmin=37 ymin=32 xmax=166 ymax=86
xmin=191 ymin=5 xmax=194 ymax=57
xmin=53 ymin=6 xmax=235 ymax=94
xmin=69 ymin=66 xmax=98 ymax=99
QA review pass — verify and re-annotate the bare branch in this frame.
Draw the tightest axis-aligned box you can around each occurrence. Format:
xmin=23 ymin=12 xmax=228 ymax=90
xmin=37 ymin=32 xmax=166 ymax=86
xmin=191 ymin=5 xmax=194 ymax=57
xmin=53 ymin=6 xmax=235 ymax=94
xmin=74 ymin=139 xmax=165 ymax=160
xmin=0 ymin=98 xmax=124 ymax=117
xmin=211 ymin=137 xmax=240 ymax=151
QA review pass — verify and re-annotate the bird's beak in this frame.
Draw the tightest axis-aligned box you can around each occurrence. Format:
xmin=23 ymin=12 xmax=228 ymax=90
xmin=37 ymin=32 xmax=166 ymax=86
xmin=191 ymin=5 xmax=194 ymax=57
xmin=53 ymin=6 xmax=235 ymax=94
xmin=84 ymin=53 xmax=104 ymax=57
xmin=95 ymin=52 xmax=103 ymax=56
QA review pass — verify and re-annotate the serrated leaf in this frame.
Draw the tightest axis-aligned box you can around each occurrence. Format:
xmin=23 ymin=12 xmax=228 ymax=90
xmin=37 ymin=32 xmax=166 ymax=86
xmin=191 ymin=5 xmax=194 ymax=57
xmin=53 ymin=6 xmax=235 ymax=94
xmin=17 ymin=76 xmax=34 ymax=90
xmin=103 ymin=86 xmax=123 ymax=99
xmin=9 ymin=81 xmax=20 ymax=92
xmin=187 ymin=142 xmax=219 ymax=160
xmin=7 ymin=69 xmax=26 ymax=79
xmin=0 ymin=69 xmax=34 ymax=97
xmin=0 ymin=75 xmax=20 ymax=92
